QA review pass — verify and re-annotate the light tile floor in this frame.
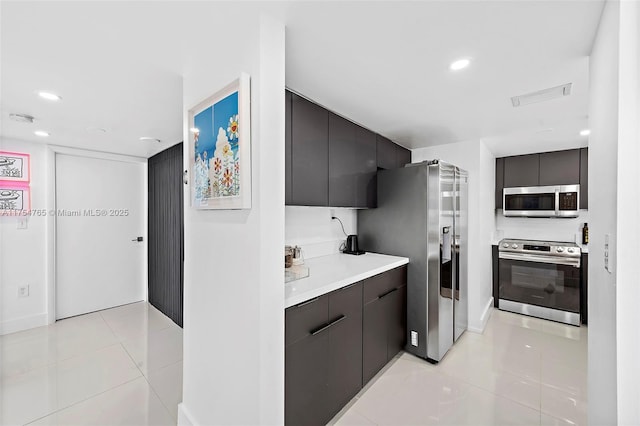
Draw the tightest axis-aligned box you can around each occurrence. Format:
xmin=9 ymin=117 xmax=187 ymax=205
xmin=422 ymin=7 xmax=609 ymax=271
xmin=332 ymin=309 xmax=588 ymax=426
xmin=0 ymin=302 xmax=182 ymax=426
xmin=2 ymin=304 xmax=586 ymax=426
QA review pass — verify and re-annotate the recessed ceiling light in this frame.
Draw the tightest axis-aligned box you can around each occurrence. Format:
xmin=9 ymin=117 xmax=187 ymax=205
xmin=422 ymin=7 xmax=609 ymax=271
xmin=190 ymin=127 xmax=199 ymax=133
xmin=139 ymin=137 xmax=161 ymax=143
xmin=37 ymin=91 xmax=62 ymax=101
xmin=449 ymin=58 xmax=471 ymax=71
xmin=34 ymin=130 xmax=50 ymax=137
xmin=580 ymin=129 xmax=591 ymax=136
xmin=9 ymin=113 xmax=35 ymax=124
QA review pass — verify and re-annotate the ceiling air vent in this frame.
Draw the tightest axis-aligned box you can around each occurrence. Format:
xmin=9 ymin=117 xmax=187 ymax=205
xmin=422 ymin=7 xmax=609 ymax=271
xmin=511 ymin=83 xmax=572 ymax=107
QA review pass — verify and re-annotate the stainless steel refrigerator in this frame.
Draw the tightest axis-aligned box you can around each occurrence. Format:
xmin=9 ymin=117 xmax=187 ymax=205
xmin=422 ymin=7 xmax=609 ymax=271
xmin=358 ymin=160 xmax=468 ymax=362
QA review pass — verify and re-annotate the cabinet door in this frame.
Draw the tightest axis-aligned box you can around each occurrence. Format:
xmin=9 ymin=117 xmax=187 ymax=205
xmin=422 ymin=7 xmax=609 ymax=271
xmin=387 ymin=284 xmax=407 ymax=360
xmin=327 ymin=282 xmax=363 ymax=417
xmin=285 ymin=296 xmax=329 ymax=426
xmin=396 ymin=145 xmax=411 ymax=168
xmin=539 ymin=149 xmax=580 ymax=186
xmin=580 ymin=148 xmax=588 ymax=209
xmin=285 ymin=295 xmax=328 ymax=346
xmin=376 ymin=135 xmax=396 ymax=170
xmin=363 ymin=297 xmax=388 ymax=385
xmin=291 ymin=94 xmax=329 ymax=206
xmin=503 ymin=154 xmax=539 ymax=187
xmin=495 ymin=158 xmax=504 ymax=209
xmin=285 ymin=333 xmax=329 ymax=426
xmin=285 ymin=90 xmax=292 ymax=205
xmin=328 ymin=114 xmax=376 ymax=207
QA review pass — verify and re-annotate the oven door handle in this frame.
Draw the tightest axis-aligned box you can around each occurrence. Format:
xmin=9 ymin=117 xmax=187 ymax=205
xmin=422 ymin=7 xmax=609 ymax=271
xmin=498 ymin=252 xmax=581 ymax=267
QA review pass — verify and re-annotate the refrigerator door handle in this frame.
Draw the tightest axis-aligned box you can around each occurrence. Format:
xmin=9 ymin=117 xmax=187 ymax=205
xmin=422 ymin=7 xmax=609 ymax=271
xmin=442 ymin=227 xmax=452 ymax=263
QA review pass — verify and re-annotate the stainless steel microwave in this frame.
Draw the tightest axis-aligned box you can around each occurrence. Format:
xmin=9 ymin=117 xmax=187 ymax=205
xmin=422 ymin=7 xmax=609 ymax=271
xmin=503 ymin=185 xmax=580 ymax=218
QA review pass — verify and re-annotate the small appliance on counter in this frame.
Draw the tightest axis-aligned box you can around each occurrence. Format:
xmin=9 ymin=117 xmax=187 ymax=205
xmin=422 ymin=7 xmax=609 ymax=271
xmin=342 ymin=234 xmax=365 ymax=255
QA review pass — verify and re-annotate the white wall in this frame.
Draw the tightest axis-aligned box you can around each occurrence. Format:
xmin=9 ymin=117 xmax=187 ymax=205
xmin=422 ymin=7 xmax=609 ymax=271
xmin=0 ymin=138 xmax=48 ymax=334
xmin=588 ymin=0 xmax=619 ymax=423
xmin=615 ymin=0 xmax=640 ymax=423
xmin=180 ymin=11 xmax=285 ymax=426
xmin=412 ymin=139 xmax=495 ymax=332
xmin=495 ymin=213 xmax=589 ymax=247
xmin=285 ymin=206 xmax=356 ymax=259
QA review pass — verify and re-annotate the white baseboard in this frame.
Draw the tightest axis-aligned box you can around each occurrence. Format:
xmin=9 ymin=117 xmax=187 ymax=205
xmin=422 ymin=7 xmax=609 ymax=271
xmin=177 ymin=403 xmax=195 ymax=426
xmin=0 ymin=313 xmax=48 ymax=336
xmin=467 ymin=297 xmax=494 ymax=333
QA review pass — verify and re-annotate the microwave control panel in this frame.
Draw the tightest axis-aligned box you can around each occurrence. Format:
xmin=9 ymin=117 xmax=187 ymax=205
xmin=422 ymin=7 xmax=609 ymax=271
xmin=559 ymin=192 xmax=578 ymax=210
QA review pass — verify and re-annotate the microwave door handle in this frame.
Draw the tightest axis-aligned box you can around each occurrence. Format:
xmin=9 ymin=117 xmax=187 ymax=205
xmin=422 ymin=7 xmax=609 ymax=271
xmin=555 ymin=189 xmax=560 ymax=216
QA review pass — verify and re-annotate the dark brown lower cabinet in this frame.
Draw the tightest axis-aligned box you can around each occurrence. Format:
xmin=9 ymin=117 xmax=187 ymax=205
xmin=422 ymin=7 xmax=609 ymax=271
xmin=363 ymin=282 xmax=407 ymax=384
xmin=388 ymin=284 xmax=407 ymax=358
xmin=363 ymin=293 xmax=389 ymax=384
xmin=327 ymin=283 xmax=363 ymax=416
xmin=285 ymin=266 xmax=407 ymax=426
xmin=285 ymin=330 xmax=329 ymax=426
xmin=285 ymin=283 xmax=363 ymax=426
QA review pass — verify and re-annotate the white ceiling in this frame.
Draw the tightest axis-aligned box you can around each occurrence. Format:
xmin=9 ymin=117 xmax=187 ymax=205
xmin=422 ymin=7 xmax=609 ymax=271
xmin=0 ymin=1 xmax=604 ymax=158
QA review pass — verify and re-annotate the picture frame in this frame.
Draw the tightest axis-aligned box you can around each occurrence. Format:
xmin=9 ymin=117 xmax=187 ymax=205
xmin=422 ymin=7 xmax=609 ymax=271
xmin=0 ymin=183 xmax=30 ymax=215
xmin=0 ymin=151 xmax=30 ymax=183
xmin=188 ymin=73 xmax=251 ymax=210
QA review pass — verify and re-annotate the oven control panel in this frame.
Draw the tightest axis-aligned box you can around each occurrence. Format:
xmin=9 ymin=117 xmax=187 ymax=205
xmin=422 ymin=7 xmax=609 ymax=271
xmin=499 ymin=239 xmax=581 ymax=258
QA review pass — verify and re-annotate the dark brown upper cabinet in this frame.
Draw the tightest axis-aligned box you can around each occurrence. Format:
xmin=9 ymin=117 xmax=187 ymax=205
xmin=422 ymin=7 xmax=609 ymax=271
xmin=285 ymin=91 xmax=292 ymax=205
xmin=376 ymin=135 xmax=396 ymax=170
xmin=503 ymin=154 xmax=539 ymax=187
xmin=396 ymin=145 xmax=412 ymax=168
xmin=495 ymin=158 xmax=504 ymax=209
xmin=539 ymin=149 xmax=580 ymax=186
xmin=291 ymin=93 xmax=329 ymax=206
xmin=580 ymin=148 xmax=588 ymax=209
xmin=329 ymin=114 xmax=377 ymax=208
xmin=376 ymin=135 xmax=411 ymax=170
xmin=496 ymin=148 xmax=588 ymax=210
xmin=286 ymin=89 xmax=411 ymax=207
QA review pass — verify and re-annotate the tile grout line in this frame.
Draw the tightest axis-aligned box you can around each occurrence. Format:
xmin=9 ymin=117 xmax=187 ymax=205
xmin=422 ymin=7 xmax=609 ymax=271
xmin=114 ymin=306 xmax=178 ymax=423
xmin=24 ymin=374 xmax=144 ymax=426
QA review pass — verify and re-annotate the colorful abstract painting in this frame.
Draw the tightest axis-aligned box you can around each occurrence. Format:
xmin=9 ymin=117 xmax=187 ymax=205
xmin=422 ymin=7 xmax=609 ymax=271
xmin=189 ymin=74 xmax=251 ymax=209
xmin=0 ymin=151 xmax=30 ymax=183
xmin=193 ymin=92 xmax=240 ymax=200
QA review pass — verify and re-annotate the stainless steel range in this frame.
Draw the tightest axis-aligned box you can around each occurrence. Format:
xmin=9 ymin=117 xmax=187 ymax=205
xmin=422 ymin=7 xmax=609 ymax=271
xmin=498 ymin=239 xmax=581 ymax=326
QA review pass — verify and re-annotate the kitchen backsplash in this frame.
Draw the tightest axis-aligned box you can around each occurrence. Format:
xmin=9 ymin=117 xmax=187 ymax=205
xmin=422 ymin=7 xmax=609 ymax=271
xmin=285 ymin=206 xmax=357 ymax=259
xmin=494 ymin=210 xmax=590 ymax=247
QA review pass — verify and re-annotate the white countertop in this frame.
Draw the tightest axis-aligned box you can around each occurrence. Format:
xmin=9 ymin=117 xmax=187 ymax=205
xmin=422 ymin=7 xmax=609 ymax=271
xmin=284 ymin=252 xmax=409 ymax=309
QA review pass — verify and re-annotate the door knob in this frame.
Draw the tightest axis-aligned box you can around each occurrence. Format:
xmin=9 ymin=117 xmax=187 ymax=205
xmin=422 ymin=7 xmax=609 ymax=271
xmin=132 ymin=236 xmax=143 ymax=242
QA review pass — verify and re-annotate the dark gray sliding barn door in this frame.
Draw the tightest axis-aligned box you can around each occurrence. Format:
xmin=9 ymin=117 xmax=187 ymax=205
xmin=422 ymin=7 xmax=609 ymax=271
xmin=148 ymin=143 xmax=184 ymax=327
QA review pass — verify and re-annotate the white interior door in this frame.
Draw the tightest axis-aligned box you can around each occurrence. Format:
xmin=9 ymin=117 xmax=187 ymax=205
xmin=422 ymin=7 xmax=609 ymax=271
xmin=55 ymin=153 xmax=146 ymax=319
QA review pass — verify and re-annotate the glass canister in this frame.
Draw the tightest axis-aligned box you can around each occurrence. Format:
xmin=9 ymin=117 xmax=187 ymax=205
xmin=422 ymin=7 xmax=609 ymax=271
xmin=285 ymin=246 xmax=293 ymax=268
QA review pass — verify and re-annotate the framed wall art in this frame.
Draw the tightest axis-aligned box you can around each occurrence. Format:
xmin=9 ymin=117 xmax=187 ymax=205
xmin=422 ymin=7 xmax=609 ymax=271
xmin=189 ymin=73 xmax=251 ymax=209
xmin=0 ymin=183 xmax=30 ymax=215
xmin=0 ymin=151 xmax=30 ymax=183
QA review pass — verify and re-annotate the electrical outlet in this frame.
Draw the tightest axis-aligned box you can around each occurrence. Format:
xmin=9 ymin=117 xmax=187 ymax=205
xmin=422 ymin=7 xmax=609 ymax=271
xmin=18 ymin=285 xmax=29 ymax=298
xmin=330 ymin=209 xmax=336 ymax=219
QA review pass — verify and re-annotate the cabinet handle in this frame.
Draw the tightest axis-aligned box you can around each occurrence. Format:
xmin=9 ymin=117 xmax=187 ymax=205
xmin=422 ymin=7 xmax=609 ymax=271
xmin=310 ymin=315 xmax=346 ymax=336
xmin=296 ymin=297 xmax=319 ymax=308
xmin=378 ymin=287 xmax=398 ymax=299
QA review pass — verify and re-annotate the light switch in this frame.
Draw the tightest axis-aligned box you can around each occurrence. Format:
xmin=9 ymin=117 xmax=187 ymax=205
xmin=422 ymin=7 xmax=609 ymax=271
xmin=605 ymin=233 xmax=612 ymax=273
xmin=17 ymin=217 xmax=28 ymax=230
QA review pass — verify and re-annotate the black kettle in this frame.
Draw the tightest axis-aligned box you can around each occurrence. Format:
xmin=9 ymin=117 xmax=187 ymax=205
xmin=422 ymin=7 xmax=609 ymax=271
xmin=344 ymin=235 xmax=364 ymax=255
